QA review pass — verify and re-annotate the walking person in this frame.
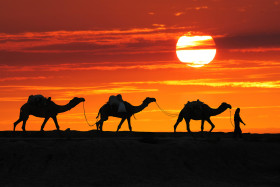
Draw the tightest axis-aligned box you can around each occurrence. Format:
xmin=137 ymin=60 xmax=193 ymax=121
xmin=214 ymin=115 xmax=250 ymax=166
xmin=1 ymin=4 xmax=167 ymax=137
xmin=233 ymin=108 xmax=246 ymax=138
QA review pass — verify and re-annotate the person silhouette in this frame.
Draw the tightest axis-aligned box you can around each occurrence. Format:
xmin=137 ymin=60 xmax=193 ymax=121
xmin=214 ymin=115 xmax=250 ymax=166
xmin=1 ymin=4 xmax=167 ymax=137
xmin=233 ymin=108 xmax=246 ymax=138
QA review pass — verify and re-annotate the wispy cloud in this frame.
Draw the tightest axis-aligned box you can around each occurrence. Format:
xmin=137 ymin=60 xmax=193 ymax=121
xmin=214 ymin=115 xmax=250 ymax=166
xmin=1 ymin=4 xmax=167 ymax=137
xmin=0 ymin=76 xmax=47 ymax=82
xmin=174 ymin=12 xmax=184 ymax=16
xmin=0 ymin=85 xmax=158 ymax=101
xmin=186 ymin=6 xmax=208 ymax=10
xmin=229 ymin=47 xmax=280 ymax=52
xmin=2 ymin=58 xmax=279 ymax=74
xmin=62 ymin=86 xmax=158 ymax=96
xmin=0 ymin=97 xmax=27 ymax=102
xmin=0 ymin=26 xmax=189 ymax=54
xmin=0 ymin=62 xmax=186 ymax=73
xmin=112 ymin=79 xmax=280 ymax=88
xmin=215 ymin=33 xmax=280 ymax=51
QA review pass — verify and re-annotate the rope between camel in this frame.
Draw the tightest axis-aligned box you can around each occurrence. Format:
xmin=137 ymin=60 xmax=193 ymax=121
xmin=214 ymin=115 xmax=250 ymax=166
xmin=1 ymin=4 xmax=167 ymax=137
xmin=155 ymin=102 xmax=178 ymax=117
xmin=229 ymin=109 xmax=234 ymax=127
xmin=83 ymin=102 xmax=96 ymax=127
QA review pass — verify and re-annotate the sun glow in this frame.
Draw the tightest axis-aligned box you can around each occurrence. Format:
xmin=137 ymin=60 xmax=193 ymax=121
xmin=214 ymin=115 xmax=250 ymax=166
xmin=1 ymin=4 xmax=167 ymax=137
xmin=176 ymin=35 xmax=216 ymax=67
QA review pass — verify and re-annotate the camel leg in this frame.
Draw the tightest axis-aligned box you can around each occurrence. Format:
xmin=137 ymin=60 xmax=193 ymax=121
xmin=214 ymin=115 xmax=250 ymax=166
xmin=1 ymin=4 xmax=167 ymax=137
xmin=40 ymin=117 xmax=50 ymax=131
xmin=184 ymin=118 xmax=191 ymax=133
xmin=96 ymin=120 xmax=105 ymax=132
xmin=96 ymin=119 xmax=103 ymax=131
xmin=96 ymin=121 xmax=99 ymax=131
xmin=51 ymin=116 xmax=60 ymax=131
xmin=99 ymin=121 xmax=104 ymax=132
xmin=174 ymin=114 xmax=184 ymax=132
xmin=201 ymin=120 xmax=205 ymax=132
xmin=21 ymin=117 xmax=29 ymax=132
xmin=14 ymin=110 xmax=29 ymax=131
xmin=97 ymin=115 xmax=108 ymax=132
xmin=116 ymin=118 xmax=126 ymax=132
xmin=14 ymin=118 xmax=23 ymax=131
xmin=127 ymin=117 xmax=132 ymax=132
xmin=207 ymin=119 xmax=215 ymax=132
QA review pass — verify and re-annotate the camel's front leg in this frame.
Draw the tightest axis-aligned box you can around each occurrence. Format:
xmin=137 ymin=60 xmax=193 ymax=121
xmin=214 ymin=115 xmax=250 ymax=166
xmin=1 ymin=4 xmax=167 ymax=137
xmin=40 ymin=117 xmax=50 ymax=131
xmin=116 ymin=118 xmax=126 ymax=132
xmin=184 ymin=117 xmax=192 ymax=133
xmin=51 ymin=116 xmax=60 ymax=131
xmin=96 ymin=122 xmax=99 ymax=131
xmin=206 ymin=119 xmax=215 ymax=132
xmin=99 ymin=121 xmax=104 ymax=132
xmin=96 ymin=115 xmax=108 ymax=132
xmin=127 ymin=117 xmax=132 ymax=132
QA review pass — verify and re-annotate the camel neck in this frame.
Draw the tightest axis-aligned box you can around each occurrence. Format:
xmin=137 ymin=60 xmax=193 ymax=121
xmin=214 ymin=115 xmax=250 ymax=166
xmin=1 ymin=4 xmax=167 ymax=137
xmin=210 ymin=105 xmax=227 ymax=116
xmin=132 ymin=102 xmax=148 ymax=114
xmin=57 ymin=103 xmax=73 ymax=113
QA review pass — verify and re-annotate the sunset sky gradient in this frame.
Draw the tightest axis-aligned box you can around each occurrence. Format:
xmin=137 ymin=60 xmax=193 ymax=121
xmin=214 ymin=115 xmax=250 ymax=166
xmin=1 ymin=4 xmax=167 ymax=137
xmin=1 ymin=0 xmax=280 ymax=133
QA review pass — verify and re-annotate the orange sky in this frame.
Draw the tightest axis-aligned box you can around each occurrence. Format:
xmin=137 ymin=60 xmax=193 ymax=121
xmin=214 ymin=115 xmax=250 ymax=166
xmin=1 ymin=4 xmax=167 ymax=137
xmin=1 ymin=0 xmax=280 ymax=133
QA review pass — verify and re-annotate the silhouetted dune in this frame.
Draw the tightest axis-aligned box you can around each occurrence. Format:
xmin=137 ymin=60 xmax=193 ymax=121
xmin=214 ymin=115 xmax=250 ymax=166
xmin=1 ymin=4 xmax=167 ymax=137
xmin=0 ymin=131 xmax=279 ymax=186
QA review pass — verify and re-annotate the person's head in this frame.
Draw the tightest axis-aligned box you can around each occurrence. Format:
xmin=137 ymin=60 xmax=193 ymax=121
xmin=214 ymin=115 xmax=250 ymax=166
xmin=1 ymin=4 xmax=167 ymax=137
xmin=236 ymin=108 xmax=240 ymax=113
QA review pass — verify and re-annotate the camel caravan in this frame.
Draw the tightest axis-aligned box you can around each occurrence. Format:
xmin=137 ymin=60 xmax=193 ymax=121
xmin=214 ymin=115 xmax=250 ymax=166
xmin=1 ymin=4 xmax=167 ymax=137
xmin=13 ymin=94 xmax=240 ymax=134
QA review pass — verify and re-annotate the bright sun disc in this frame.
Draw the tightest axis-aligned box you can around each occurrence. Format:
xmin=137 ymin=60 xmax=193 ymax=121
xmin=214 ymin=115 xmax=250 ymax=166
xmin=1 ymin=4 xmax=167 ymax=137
xmin=176 ymin=35 xmax=216 ymax=67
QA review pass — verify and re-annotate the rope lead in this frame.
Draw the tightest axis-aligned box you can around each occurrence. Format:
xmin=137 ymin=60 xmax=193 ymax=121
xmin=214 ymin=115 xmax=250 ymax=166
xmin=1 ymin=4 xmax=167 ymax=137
xmin=155 ymin=102 xmax=178 ymax=117
xmin=229 ymin=109 xmax=234 ymax=127
xmin=83 ymin=102 xmax=96 ymax=127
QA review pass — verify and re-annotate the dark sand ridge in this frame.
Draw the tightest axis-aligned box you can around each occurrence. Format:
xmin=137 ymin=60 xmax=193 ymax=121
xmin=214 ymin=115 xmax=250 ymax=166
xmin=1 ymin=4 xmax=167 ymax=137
xmin=0 ymin=131 xmax=279 ymax=187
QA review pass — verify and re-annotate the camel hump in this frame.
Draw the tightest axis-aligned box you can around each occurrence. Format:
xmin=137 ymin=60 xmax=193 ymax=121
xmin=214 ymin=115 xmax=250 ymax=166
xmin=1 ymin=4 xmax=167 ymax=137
xmin=108 ymin=94 xmax=127 ymax=113
xmin=27 ymin=95 xmax=51 ymax=106
xmin=108 ymin=94 xmax=123 ymax=105
xmin=185 ymin=99 xmax=209 ymax=110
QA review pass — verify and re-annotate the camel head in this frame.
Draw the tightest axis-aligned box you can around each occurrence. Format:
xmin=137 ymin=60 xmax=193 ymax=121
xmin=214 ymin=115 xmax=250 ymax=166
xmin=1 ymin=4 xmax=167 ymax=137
xmin=69 ymin=97 xmax=85 ymax=107
xmin=143 ymin=97 xmax=156 ymax=105
xmin=221 ymin=102 xmax=232 ymax=110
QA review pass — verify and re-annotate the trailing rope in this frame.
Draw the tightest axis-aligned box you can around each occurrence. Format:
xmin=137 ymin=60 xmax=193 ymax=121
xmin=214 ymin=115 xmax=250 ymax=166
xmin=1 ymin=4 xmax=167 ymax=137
xmin=155 ymin=101 xmax=178 ymax=117
xmin=229 ymin=109 xmax=234 ymax=127
xmin=82 ymin=102 xmax=96 ymax=127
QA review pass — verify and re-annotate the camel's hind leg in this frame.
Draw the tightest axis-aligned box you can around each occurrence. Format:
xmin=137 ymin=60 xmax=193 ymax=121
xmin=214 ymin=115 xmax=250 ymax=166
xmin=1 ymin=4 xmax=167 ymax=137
xmin=116 ymin=118 xmax=126 ymax=132
xmin=40 ymin=117 xmax=50 ymax=131
xmin=174 ymin=114 xmax=184 ymax=132
xmin=206 ymin=119 xmax=215 ymax=132
xmin=127 ymin=117 xmax=132 ymax=132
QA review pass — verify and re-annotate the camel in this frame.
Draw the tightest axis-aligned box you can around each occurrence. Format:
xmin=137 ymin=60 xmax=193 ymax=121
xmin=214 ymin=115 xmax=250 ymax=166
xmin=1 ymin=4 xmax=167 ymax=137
xmin=13 ymin=97 xmax=85 ymax=131
xmin=174 ymin=100 xmax=232 ymax=133
xmin=96 ymin=97 xmax=156 ymax=132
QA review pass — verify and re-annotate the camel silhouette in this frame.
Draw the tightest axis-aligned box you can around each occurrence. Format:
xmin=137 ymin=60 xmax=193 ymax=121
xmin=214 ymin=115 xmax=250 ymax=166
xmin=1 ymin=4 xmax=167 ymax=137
xmin=13 ymin=97 xmax=85 ymax=131
xmin=174 ymin=100 xmax=231 ymax=133
xmin=96 ymin=97 xmax=156 ymax=132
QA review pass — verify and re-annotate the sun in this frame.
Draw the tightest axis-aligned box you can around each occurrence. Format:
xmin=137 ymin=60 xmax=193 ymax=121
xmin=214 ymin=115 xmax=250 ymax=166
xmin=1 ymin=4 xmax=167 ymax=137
xmin=176 ymin=35 xmax=216 ymax=67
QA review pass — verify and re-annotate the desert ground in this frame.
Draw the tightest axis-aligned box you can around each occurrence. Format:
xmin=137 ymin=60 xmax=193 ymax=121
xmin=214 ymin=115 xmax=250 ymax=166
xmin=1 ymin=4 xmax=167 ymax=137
xmin=0 ymin=131 xmax=279 ymax=187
